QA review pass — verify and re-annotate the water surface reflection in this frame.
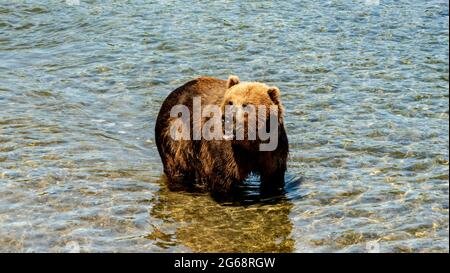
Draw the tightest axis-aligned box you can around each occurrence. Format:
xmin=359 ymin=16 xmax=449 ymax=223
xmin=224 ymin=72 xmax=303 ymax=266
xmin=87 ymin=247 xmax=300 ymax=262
xmin=148 ymin=176 xmax=301 ymax=252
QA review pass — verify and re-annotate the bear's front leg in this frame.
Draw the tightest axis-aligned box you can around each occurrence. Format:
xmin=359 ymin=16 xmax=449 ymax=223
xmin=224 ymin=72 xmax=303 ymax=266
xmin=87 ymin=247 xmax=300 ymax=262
xmin=259 ymin=152 xmax=287 ymax=195
xmin=203 ymin=140 xmax=243 ymax=196
xmin=260 ymin=169 xmax=285 ymax=194
xmin=208 ymin=174 xmax=238 ymax=196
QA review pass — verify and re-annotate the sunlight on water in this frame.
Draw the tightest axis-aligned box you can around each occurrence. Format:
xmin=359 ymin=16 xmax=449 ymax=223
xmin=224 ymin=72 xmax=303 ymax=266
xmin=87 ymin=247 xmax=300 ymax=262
xmin=0 ymin=0 xmax=448 ymax=252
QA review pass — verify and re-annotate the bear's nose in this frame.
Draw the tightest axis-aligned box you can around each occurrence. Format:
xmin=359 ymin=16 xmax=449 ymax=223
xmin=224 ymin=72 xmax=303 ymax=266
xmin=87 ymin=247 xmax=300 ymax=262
xmin=235 ymin=108 xmax=245 ymax=122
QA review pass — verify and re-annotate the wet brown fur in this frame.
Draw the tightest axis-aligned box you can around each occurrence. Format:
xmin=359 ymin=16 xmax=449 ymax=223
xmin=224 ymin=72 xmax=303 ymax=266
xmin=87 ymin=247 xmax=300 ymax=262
xmin=155 ymin=76 xmax=288 ymax=196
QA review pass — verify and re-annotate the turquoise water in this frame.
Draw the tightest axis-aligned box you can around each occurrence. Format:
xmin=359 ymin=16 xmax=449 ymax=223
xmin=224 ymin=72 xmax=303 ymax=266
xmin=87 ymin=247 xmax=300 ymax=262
xmin=0 ymin=0 xmax=448 ymax=252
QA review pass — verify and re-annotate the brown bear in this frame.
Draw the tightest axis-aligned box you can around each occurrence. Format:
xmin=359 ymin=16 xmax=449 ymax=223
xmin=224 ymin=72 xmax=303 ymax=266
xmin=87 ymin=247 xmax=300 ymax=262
xmin=155 ymin=76 xmax=288 ymax=196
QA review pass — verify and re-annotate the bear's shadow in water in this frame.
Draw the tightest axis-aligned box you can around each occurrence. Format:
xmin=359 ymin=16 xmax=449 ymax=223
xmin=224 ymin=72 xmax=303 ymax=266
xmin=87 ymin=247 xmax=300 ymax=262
xmin=166 ymin=173 xmax=302 ymax=205
xmin=148 ymin=174 xmax=302 ymax=252
xmin=218 ymin=174 xmax=303 ymax=206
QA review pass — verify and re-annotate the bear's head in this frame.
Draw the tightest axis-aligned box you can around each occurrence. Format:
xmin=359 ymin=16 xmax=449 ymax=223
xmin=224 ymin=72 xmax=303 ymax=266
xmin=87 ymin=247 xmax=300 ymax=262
xmin=221 ymin=75 xmax=284 ymax=150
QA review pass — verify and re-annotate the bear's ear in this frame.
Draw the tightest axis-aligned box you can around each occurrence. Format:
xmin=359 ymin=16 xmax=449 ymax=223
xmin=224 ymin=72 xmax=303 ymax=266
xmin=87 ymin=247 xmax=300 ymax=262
xmin=226 ymin=75 xmax=240 ymax=89
xmin=267 ymin=86 xmax=281 ymax=105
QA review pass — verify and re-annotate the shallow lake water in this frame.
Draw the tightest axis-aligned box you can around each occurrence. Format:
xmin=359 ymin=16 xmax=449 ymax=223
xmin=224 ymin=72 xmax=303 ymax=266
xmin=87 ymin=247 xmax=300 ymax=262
xmin=0 ymin=0 xmax=448 ymax=252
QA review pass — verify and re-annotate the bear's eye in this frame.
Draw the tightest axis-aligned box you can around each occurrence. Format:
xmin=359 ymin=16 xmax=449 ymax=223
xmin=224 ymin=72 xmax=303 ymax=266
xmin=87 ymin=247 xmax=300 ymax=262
xmin=242 ymin=103 xmax=248 ymax=108
xmin=228 ymin=101 xmax=233 ymax=105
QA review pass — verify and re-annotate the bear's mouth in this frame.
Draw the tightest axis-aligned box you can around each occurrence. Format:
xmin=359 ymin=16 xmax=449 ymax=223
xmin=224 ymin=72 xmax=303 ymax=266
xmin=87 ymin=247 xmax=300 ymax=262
xmin=223 ymin=134 xmax=234 ymax=141
xmin=221 ymin=115 xmax=253 ymax=141
xmin=222 ymin=128 xmax=251 ymax=141
xmin=222 ymin=115 xmax=234 ymax=141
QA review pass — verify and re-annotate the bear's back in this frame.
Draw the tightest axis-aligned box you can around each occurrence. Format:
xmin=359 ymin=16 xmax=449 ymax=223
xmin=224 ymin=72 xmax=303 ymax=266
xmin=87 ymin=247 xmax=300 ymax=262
xmin=155 ymin=77 xmax=226 ymax=136
xmin=157 ymin=77 xmax=226 ymax=120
